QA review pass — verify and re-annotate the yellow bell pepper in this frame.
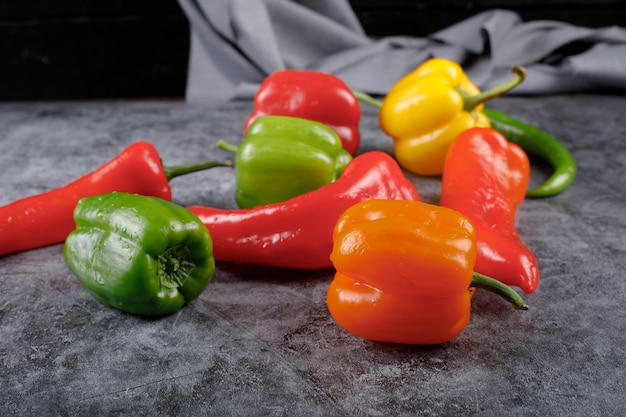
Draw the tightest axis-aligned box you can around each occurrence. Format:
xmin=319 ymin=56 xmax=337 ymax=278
xmin=378 ymin=58 xmax=525 ymax=176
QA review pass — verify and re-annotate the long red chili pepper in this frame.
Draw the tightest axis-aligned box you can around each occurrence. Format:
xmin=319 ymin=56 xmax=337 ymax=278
xmin=0 ymin=141 xmax=232 ymax=257
xmin=440 ymin=127 xmax=539 ymax=293
xmin=188 ymin=151 xmax=419 ymax=269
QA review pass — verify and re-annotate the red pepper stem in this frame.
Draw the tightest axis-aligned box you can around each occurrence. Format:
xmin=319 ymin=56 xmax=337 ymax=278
xmin=470 ymin=272 xmax=529 ymax=310
xmin=461 ymin=66 xmax=527 ymax=112
xmin=163 ymin=159 xmax=233 ymax=181
xmin=216 ymin=139 xmax=239 ymax=154
xmin=351 ymin=90 xmax=383 ymax=109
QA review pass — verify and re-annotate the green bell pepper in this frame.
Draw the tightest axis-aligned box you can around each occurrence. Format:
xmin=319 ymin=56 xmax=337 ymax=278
xmin=64 ymin=192 xmax=215 ymax=316
xmin=218 ymin=115 xmax=353 ymax=208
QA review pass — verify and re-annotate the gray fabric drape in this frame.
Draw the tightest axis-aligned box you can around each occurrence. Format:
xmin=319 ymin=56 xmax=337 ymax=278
xmin=177 ymin=0 xmax=626 ymax=102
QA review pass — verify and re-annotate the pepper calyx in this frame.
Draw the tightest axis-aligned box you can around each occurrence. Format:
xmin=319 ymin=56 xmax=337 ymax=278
xmin=158 ymin=244 xmax=195 ymax=289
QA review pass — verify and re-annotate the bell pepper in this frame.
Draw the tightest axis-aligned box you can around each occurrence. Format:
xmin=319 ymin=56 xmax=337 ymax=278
xmin=64 ymin=192 xmax=215 ymax=316
xmin=245 ymin=69 xmax=362 ymax=155
xmin=377 ymin=57 xmax=525 ymax=176
xmin=188 ymin=151 xmax=419 ymax=270
xmin=327 ymin=199 xmax=528 ymax=345
xmin=441 ymin=127 xmax=539 ymax=294
xmin=0 ymin=141 xmax=232 ymax=257
xmin=217 ymin=115 xmax=352 ymax=208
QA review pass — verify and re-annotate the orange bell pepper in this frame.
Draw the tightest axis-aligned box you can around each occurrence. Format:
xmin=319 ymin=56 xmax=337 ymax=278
xmin=378 ymin=58 xmax=525 ymax=176
xmin=327 ymin=199 xmax=528 ymax=345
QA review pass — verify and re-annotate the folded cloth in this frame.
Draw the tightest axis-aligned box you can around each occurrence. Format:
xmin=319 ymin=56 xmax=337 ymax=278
xmin=177 ymin=0 xmax=626 ymax=102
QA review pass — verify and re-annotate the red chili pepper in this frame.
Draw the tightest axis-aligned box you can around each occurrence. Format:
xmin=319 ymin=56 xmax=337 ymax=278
xmin=188 ymin=151 xmax=419 ymax=269
xmin=244 ymin=69 xmax=362 ymax=155
xmin=0 ymin=141 xmax=232 ymax=257
xmin=441 ymin=127 xmax=540 ymax=293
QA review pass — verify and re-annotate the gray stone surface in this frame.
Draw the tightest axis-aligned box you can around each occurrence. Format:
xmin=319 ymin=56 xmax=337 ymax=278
xmin=0 ymin=96 xmax=624 ymax=416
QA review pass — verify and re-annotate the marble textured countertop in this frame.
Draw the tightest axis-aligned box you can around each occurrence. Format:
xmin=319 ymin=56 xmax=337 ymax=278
xmin=1 ymin=96 xmax=624 ymax=416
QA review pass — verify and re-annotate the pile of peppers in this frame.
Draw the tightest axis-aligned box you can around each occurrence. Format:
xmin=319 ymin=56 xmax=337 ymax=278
xmin=1 ymin=58 xmax=577 ymax=344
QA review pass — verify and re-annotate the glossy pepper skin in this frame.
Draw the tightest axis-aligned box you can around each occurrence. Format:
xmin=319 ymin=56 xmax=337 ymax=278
xmin=219 ymin=115 xmax=352 ymax=208
xmin=377 ymin=58 xmax=525 ymax=176
xmin=188 ymin=151 xmax=419 ymax=270
xmin=245 ymin=69 xmax=362 ymax=155
xmin=0 ymin=141 xmax=231 ymax=257
xmin=441 ymin=127 xmax=539 ymax=294
xmin=327 ymin=199 xmax=528 ymax=345
xmin=64 ymin=192 xmax=215 ymax=316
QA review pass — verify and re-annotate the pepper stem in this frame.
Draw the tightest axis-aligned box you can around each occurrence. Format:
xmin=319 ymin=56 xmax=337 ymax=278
xmin=470 ymin=272 xmax=529 ymax=310
xmin=163 ymin=158 xmax=233 ymax=181
xmin=461 ymin=66 xmax=527 ymax=112
xmin=352 ymin=90 xmax=383 ymax=109
xmin=216 ymin=139 xmax=239 ymax=154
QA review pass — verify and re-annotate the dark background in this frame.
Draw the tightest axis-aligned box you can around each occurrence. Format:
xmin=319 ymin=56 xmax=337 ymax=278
xmin=1 ymin=0 xmax=625 ymax=101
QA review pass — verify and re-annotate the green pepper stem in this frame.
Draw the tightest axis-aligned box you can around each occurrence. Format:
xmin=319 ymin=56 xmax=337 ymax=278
xmin=216 ymin=139 xmax=239 ymax=154
xmin=163 ymin=158 xmax=233 ymax=181
xmin=352 ymin=90 xmax=383 ymax=109
xmin=462 ymin=66 xmax=527 ymax=112
xmin=470 ymin=272 xmax=529 ymax=310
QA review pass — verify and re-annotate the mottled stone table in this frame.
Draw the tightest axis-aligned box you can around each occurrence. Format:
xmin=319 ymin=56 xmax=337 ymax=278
xmin=1 ymin=95 xmax=624 ymax=416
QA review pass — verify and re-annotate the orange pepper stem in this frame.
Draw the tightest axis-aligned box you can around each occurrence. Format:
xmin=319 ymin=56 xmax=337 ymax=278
xmin=470 ymin=272 xmax=529 ymax=310
xmin=461 ymin=66 xmax=527 ymax=112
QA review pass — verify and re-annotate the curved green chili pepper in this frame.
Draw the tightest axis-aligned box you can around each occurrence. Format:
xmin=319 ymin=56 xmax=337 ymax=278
xmin=484 ymin=108 xmax=577 ymax=198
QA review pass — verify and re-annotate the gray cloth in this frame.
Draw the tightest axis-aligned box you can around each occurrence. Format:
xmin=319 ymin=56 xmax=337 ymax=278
xmin=177 ymin=0 xmax=626 ymax=102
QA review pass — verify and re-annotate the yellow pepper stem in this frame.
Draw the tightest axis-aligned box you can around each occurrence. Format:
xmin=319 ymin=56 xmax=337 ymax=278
xmin=352 ymin=90 xmax=383 ymax=109
xmin=461 ymin=66 xmax=527 ymax=112
xmin=352 ymin=65 xmax=527 ymax=113
xmin=470 ymin=272 xmax=529 ymax=310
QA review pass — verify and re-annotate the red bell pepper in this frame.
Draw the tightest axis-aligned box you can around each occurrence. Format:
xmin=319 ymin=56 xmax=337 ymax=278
xmin=188 ymin=151 xmax=419 ymax=269
xmin=0 ymin=141 xmax=232 ymax=257
xmin=441 ymin=127 xmax=540 ymax=293
xmin=244 ymin=69 xmax=362 ymax=155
